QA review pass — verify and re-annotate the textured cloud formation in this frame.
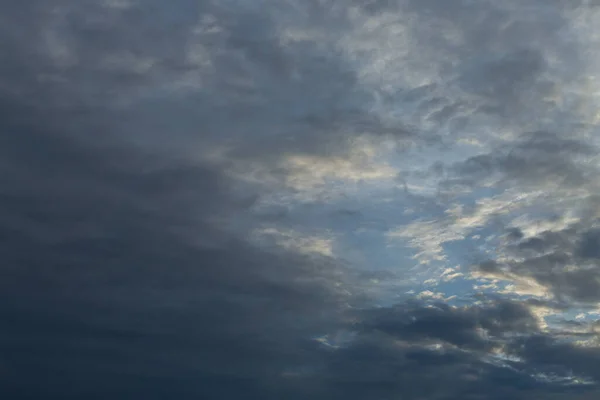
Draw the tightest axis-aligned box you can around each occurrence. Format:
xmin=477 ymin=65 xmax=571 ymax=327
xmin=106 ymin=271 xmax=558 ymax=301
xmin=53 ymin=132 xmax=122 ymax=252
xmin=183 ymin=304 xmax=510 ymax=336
xmin=2 ymin=0 xmax=600 ymax=399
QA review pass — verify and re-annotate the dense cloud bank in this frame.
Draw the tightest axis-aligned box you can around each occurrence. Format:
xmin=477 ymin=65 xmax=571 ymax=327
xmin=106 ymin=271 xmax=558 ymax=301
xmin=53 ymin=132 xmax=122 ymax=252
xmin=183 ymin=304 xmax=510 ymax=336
xmin=2 ymin=1 xmax=600 ymax=399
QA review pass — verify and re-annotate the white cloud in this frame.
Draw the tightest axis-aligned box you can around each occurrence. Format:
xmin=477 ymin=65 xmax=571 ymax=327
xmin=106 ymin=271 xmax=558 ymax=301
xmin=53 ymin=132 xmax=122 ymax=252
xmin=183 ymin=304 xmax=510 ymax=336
xmin=252 ymin=227 xmax=335 ymax=257
xmin=416 ymin=290 xmax=452 ymax=302
xmin=283 ymin=153 xmax=396 ymax=192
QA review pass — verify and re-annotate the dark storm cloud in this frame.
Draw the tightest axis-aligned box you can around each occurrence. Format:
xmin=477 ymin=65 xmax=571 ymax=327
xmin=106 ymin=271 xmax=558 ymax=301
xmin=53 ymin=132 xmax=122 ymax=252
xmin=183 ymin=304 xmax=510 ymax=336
xmin=472 ymin=218 xmax=600 ymax=303
xmin=0 ymin=102 xmax=353 ymax=398
xmin=0 ymin=1 xmax=361 ymax=392
xmin=311 ymin=299 xmax=597 ymax=399
xmin=357 ymin=300 xmax=537 ymax=351
xmin=2 ymin=111 xmax=580 ymax=399
xmin=0 ymin=0 xmax=393 ymax=206
xmin=3 ymin=0 xmax=600 ymax=399
xmin=1 ymin=105 xmax=597 ymax=398
xmin=508 ymin=334 xmax=600 ymax=383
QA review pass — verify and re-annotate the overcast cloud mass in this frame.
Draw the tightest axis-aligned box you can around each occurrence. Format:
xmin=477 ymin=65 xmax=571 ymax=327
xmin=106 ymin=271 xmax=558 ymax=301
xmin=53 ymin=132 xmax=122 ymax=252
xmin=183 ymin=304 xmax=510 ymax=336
xmin=3 ymin=0 xmax=600 ymax=399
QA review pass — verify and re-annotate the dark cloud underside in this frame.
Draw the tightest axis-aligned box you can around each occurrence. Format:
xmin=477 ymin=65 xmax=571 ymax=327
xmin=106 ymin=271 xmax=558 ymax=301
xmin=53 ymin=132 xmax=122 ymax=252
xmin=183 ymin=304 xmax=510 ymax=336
xmin=2 ymin=1 xmax=600 ymax=399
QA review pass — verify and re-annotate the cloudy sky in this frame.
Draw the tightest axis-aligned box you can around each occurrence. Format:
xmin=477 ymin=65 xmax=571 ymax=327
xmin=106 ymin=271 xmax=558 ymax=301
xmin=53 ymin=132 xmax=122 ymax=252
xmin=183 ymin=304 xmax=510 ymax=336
xmin=3 ymin=0 xmax=600 ymax=398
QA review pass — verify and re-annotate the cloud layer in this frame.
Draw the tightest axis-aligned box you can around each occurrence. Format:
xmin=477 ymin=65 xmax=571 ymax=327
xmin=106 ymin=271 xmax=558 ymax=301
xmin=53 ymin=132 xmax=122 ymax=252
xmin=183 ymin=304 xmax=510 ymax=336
xmin=2 ymin=0 xmax=600 ymax=399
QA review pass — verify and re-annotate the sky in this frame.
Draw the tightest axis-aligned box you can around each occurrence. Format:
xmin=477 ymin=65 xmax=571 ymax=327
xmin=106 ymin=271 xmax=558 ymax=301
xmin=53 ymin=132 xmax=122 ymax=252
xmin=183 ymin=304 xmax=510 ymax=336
xmin=2 ymin=0 xmax=600 ymax=399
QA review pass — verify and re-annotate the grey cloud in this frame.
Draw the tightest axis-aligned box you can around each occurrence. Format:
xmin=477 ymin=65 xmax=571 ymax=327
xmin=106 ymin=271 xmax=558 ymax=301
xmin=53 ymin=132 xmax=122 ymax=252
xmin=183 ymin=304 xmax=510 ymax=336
xmin=509 ymin=334 xmax=600 ymax=383
xmin=515 ymin=228 xmax=578 ymax=257
xmin=0 ymin=99 xmax=350 ymax=397
xmin=357 ymin=300 xmax=537 ymax=351
xmin=448 ymin=131 xmax=596 ymax=190
xmin=4 ymin=112 xmax=597 ymax=398
xmin=473 ymin=223 xmax=600 ymax=303
xmin=395 ymin=0 xmax=570 ymax=121
xmin=578 ymin=229 xmax=600 ymax=259
xmin=3 ymin=0 xmax=600 ymax=399
xmin=507 ymin=227 xmax=525 ymax=241
xmin=459 ymin=48 xmax=549 ymax=115
xmin=2 ymin=121 xmax=598 ymax=400
xmin=314 ymin=299 xmax=594 ymax=399
xmin=456 ymin=132 xmax=600 ymax=303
